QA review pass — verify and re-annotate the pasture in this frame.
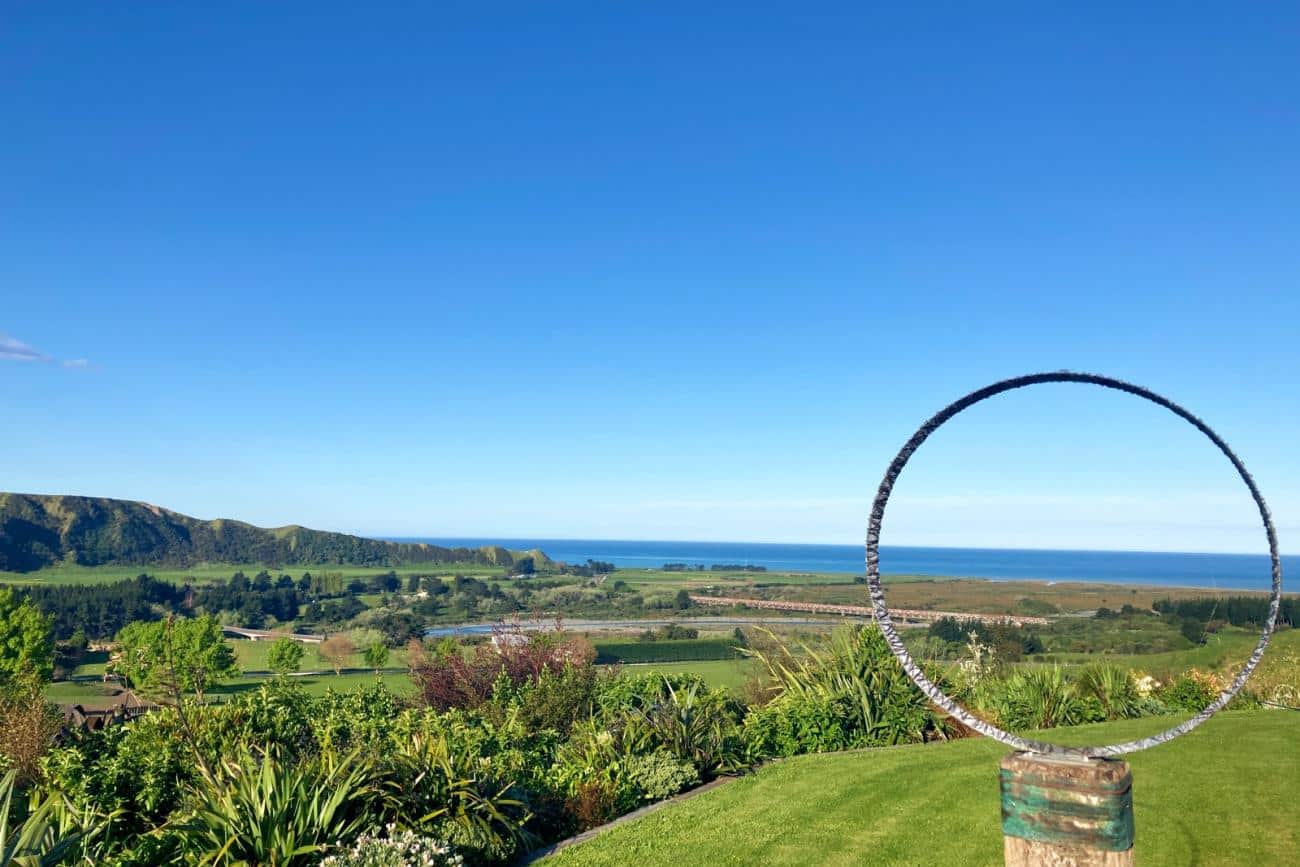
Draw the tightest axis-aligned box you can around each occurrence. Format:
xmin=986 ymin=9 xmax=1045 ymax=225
xmin=0 ymin=561 xmax=506 ymax=586
xmin=758 ymin=578 xmax=1277 ymax=616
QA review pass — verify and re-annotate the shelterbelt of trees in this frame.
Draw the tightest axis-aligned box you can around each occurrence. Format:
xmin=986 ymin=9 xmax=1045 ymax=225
xmin=0 ymin=492 xmax=549 ymax=572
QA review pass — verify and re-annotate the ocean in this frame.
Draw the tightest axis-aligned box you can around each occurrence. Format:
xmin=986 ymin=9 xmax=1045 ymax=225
xmin=397 ymin=538 xmax=1291 ymax=592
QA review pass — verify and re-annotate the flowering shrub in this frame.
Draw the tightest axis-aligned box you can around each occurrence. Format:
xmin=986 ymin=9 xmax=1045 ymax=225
xmin=624 ymin=751 xmax=699 ymax=802
xmin=1160 ymin=668 xmax=1224 ymax=711
xmin=1133 ymin=672 xmax=1160 ymax=698
xmin=321 ymin=826 xmax=462 ymax=867
xmin=957 ymin=630 xmax=999 ymax=686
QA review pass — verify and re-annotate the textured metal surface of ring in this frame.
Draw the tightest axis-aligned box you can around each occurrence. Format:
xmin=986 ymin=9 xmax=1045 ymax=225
xmin=864 ymin=371 xmax=1283 ymax=756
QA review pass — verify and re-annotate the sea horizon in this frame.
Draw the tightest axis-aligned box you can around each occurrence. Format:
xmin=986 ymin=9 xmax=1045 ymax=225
xmin=391 ymin=537 xmax=1291 ymax=592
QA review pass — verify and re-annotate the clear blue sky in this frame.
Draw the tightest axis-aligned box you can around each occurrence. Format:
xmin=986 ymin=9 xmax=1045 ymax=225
xmin=2 ymin=3 xmax=1297 ymax=553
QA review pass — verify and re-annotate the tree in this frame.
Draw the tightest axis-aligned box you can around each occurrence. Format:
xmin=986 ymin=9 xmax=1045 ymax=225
xmin=405 ymin=637 xmax=427 ymax=674
xmin=1180 ymin=617 xmax=1207 ymax=646
xmin=265 ymin=637 xmax=304 ymax=677
xmin=515 ymin=557 xmax=535 ymax=576
xmin=363 ymin=641 xmax=389 ymax=674
xmin=674 ymin=589 xmax=693 ymax=610
xmin=318 ymin=634 xmax=355 ymax=676
xmin=0 ymin=589 xmax=55 ymax=685
xmin=112 ymin=615 xmax=238 ymax=701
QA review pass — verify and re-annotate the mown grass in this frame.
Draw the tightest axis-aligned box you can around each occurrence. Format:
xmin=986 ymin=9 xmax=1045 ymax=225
xmin=50 ymin=648 xmax=751 ymax=707
xmin=47 ymin=670 xmax=417 ymax=708
xmin=615 ymin=659 xmax=757 ymax=692
xmin=228 ymin=638 xmax=415 ymax=673
xmin=544 ymin=710 xmax=1299 ymax=866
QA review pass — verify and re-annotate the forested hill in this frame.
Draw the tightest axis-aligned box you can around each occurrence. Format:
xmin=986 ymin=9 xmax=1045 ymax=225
xmin=0 ymin=493 xmax=550 ymax=573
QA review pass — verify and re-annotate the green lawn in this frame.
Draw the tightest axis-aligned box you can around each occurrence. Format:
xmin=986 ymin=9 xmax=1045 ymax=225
xmin=229 ymin=638 xmax=412 ymax=673
xmin=47 ymin=669 xmax=416 ymax=707
xmin=615 ymin=659 xmax=757 ymax=691
xmin=208 ymin=671 xmax=415 ymax=700
xmin=544 ymin=710 xmax=1299 ymax=866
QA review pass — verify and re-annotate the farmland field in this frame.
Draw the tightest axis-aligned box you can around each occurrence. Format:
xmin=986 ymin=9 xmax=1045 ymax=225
xmin=0 ymin=561 xmax=507 ymax=586
xmin=753 ymin=577 xmax=1277 ymax=615
xmin=543 ymin=710 xmax=1300 ymax=866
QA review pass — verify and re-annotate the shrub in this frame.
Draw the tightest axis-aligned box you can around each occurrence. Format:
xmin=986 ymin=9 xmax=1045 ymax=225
xmin=623 ymin=752 xmax=698 ymax=802
xmin=484 ymin=661 xmax=600 ymax=734
xmin=0 ymin=770 xmax=77 ymax=867
xmin=194 ymin=681 xmax=316 ymax=759
xmin=1160 ymin=669 xmax=1223 ymax=711
xmin=320 ymin=826 xmax=462 ymax=867
xmin=412 ymin=628 xmax=595 ymax=718
xmin=593 ymin=671 xmax=707 ymax=716
xmin=42 ymin=710 xmax=198 ymax=842
xmin=743 ymin=691 xmax=856 ymax=758
xmin=564 ymin=782 xmax=619 ymax=832
xmin=0 ymin=676 xmax=63 ymax=785
xmin=1075 ymin=664 xmax=1143 ymax=720
xmin=374 ymin=730 xmax=533 ymax=866
xmin=626 ymin=679 xmax=744 ymax=779
xmin=178 ymin=747 xmax=376 ymax=866
xmin=312 ymin=683 xmax=406 ymax=753
xmin=744 ymin=626 xmax=949 ymax=756
xmin=989 ymin=667 xmax=1095 ymax=730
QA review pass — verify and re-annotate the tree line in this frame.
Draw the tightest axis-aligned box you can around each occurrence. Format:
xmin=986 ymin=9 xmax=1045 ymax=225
xmin=1153 ymin=595 xmax=1297 ymax=627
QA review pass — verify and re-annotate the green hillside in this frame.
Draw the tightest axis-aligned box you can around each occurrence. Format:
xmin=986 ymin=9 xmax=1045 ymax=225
xmin=0 ymin=492 xmax=550 ymax=573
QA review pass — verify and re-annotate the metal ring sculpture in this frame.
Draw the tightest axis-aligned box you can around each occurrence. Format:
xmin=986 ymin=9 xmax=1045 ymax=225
xmin=865 ymin=371 xmax=1283 ymax=757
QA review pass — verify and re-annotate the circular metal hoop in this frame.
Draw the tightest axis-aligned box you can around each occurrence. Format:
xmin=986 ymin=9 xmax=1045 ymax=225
xmin=865 ymin=371 xmax=1283 ymax=757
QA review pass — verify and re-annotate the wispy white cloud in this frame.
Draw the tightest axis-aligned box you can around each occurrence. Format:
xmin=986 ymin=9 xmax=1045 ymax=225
xmin=0 ymin=333 xmax=90 ymax=369
xmin=0 ymin=333 xmax=51 ymax=363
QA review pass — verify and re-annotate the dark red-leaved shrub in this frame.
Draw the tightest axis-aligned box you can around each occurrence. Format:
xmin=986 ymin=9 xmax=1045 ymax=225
xmin=412 ymin=624 xmax=596 ymax=714
xmin=564 ymin=781 xmax=619 ymax=831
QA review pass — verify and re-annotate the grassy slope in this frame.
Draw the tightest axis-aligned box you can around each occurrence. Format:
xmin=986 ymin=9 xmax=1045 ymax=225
xmin=545 ymin=710 xmax=1299 ymax=867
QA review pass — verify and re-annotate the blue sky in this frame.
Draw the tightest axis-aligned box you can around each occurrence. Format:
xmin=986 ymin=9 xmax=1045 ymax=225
xmin=2 ymin=3 xmax=1297 ymax=553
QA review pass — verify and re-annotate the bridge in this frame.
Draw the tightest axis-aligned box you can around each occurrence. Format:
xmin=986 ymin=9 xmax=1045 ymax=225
xmin=221 ymin=626 xmax=324 ymax=643
xmin=688 ymin=595 xmax=1049 ymax=627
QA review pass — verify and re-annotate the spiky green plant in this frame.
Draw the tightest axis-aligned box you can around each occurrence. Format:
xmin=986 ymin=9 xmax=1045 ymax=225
xmin=375 ymin=732 xmax=531 ymax=865
xmin=1076 ymin=664 xmax=1142 ymax=719
xmin=629 ymin=679 xmax=743 ymax=778
xmin=0 ymin=771 xmax=77 ymax=867
xmin=179 ymin=747 xmax=375 ymax=866
xmin=993 ymin=666 xmax=1089 ymax=730
xmin=744 ymin=626 xmax=947 ymax=747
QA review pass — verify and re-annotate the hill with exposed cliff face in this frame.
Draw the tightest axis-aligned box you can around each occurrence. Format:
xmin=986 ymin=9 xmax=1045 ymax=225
xmin=0 ymin=493 xmax=549 ymax=573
